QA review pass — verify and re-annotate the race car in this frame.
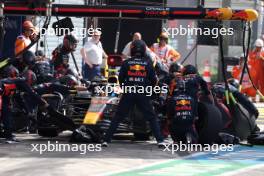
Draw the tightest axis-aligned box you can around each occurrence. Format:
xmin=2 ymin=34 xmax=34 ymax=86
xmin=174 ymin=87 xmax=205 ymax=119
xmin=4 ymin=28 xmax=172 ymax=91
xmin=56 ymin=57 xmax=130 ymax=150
xmin=34 ymin=55 xmax=259 ymax=145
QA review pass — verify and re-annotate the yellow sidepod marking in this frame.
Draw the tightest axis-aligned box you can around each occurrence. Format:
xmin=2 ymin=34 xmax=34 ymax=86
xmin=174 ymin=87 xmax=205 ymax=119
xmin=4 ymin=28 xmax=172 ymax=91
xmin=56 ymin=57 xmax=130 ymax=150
xmin=83 ymin=112 xmax=102 ymax=125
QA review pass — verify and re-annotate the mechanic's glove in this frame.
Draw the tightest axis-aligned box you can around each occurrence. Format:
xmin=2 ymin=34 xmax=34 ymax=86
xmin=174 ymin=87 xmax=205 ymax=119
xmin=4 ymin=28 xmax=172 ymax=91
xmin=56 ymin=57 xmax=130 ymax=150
xmin=80 ymin=79 xmax=91 ymax=87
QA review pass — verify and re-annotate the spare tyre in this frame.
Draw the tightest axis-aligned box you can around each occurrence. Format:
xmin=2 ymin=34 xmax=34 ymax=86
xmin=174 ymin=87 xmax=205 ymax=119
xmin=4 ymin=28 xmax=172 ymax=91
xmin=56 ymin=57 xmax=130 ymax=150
xmin=197 ymin=102 xmax=223 ymax=144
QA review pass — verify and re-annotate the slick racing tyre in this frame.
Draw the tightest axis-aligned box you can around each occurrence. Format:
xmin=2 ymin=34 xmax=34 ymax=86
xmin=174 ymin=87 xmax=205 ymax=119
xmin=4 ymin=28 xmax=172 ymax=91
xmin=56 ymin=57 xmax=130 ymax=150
xmin=131 ymin=106 xmax=151 ymax=141
xmin=197 ymin=102 xmax=223 ymax=144
xmin=229 ymin=102 xmax=256 ymax=140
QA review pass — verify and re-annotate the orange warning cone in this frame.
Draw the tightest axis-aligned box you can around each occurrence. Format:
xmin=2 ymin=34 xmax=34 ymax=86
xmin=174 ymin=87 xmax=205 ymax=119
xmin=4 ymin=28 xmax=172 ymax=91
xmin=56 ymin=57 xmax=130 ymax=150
xmin=203 ymin=60 xmax=211 ymax=84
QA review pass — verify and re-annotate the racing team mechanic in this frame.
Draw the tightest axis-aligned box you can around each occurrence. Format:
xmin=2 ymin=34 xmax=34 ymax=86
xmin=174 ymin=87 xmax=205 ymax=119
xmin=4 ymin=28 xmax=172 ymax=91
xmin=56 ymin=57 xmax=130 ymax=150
xmin=102 ymin=40 xmax=165 ymax=147
xmin=175 ymin=65 xmax=211 ymax=118
xmin=159 ymin=62 xmax=183 ymax=138
xmin=0 ymin=66 xmax=49 ymax=142
xmin=0 ymin=71 xmax=81 ymax=142
xmin=15 ymin=20 xmax=38 ymax=57
xmin=51 ymin=34 xmax=79 ymax=78
xmin=167 ymin=65 xmax=212 ymax=143
xmin=212 ymin=79 xmax=260 ymax=133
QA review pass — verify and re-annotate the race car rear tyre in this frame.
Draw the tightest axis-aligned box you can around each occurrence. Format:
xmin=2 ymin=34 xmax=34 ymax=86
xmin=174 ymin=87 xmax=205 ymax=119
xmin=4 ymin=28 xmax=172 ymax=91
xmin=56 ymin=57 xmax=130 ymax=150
xmin=229 ymin=103 xmax=256 ymax=140
xmin=131 ymin=106 xmax=151 ymax=141
xmin=197 ymin=102 xmax=223 ymax=144
xmin=38 ymin=128 xmax=59 ymax=137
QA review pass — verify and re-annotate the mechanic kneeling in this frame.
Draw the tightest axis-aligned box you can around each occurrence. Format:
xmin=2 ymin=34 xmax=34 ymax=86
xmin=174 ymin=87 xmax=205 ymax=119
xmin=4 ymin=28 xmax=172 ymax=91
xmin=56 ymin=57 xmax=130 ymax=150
xmin=167 ymin=65 xmax=211 ymax=143
xmin=102 ymin=40 xmax=164 ymax=147
xmin=0 ymin=66 xmax=48 ymax=142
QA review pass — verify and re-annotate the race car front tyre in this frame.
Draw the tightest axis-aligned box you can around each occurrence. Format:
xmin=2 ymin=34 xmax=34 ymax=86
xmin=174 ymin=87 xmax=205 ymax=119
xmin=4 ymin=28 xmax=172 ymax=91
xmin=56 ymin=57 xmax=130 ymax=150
xmin=229 ymin=102 xmax=256 ymax=140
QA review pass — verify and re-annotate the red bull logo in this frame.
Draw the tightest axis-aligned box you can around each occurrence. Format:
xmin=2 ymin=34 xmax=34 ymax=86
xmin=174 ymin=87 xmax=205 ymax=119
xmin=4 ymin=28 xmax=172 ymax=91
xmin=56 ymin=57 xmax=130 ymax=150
xmin=129 ymin=65 xmax=145 ymax=71
xmin=127 ymin=71 xmax=146 ymax=77
xmin=175 ymin=106 xmax=192 ymax=111
xmin=176 ymin=100 xmax=191 ymax=106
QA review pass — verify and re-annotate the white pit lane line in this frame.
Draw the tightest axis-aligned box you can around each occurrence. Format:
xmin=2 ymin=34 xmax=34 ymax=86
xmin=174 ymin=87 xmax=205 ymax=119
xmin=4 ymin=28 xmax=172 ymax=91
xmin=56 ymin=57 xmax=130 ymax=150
xmin=102 ymin=145 xmax=264 ymax=176
xmin=218 ymin=164 xmax=264 ymax=176
xmin=101 ymin=152 xmax=206 ymax=176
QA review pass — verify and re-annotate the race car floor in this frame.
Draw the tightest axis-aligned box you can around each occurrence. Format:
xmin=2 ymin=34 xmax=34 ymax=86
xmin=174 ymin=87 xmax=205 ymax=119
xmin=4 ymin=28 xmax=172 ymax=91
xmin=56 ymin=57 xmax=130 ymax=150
xmin=0 ymin=129 xmax=264 ymax=176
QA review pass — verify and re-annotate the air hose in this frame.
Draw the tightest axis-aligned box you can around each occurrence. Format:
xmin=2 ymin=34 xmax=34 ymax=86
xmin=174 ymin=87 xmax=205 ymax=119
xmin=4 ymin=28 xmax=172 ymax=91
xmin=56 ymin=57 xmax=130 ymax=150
xmin=181 ymin=43 xmax=198 ymax=65
xmin=218 ymin=21 xmax=235 ymax=105
xmin=239 ymin=21 xmax=250 ymax=86
xmin=239 ymin=21 xmax=264 ymax=98
xmin=114 ymin=11 xmax=122 ymax=54
xmin=230 ymin=21 xmax=255 ymax=133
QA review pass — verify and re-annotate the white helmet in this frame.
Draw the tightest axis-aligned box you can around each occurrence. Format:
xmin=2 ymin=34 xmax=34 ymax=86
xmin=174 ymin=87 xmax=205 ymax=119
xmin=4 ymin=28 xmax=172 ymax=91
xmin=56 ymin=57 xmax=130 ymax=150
xmin=255 ymin=39 xmax=264 ymax=47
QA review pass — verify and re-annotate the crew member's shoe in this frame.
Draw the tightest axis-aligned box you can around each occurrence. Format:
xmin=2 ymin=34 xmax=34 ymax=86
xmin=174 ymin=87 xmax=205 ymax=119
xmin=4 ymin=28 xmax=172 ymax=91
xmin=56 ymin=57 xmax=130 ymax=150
xmin=5 ymin=136 xmax=20 ymax=144
xmin=157 ymin=141 xmax=168 ymax=148
xmin=102 ymin=141 xmax=108 ymax=147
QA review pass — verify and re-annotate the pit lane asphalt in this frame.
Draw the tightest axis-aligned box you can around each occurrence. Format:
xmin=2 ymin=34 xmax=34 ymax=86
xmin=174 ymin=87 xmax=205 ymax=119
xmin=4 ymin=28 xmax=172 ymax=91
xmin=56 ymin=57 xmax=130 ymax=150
xmin=0 ymin=127 xmax=264 ymax=176
xmin=0 ymin=132 xmax=184 ymax=175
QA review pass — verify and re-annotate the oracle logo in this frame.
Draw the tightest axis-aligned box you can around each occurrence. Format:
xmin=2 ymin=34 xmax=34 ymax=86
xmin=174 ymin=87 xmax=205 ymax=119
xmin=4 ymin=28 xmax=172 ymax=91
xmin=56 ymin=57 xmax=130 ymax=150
xmin=145 ymin=7 xmax=169 ymax=11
